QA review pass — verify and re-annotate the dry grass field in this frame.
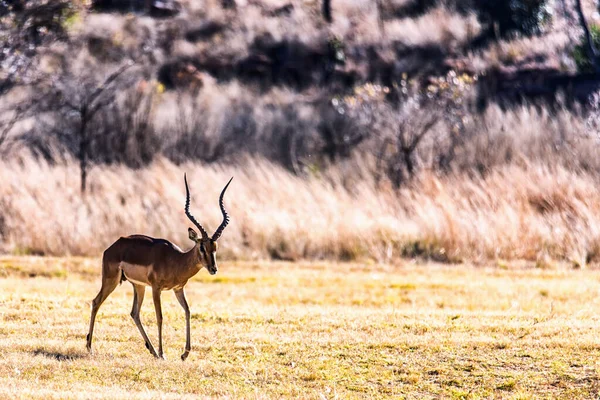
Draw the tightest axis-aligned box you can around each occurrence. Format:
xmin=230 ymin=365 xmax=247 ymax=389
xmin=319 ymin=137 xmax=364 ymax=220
xmin=0 ymin=256 xmax=600 ymax=398
xmin=5 ymin=1 xmax=600 ymax=398
xmin=4 ymin=156 xmax=600 ymax=266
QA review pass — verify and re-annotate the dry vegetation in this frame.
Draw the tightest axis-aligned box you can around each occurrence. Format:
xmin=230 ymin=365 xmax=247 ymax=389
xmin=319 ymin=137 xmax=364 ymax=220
xmin=3 ymin=146 xmax=600 ymax=266
xmin=0 ymin=256 xmax=600 ymax=398
xmin=4 ymin=1 xmax=600 ymax=399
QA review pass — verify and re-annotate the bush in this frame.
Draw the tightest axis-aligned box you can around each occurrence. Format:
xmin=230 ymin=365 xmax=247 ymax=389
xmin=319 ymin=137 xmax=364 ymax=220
xmin=164 ymin=92 xmax=256 ymax=165
xmin=455 ymin=0 xmax=552 ymax=37
xmin=90 ymin=86 xmax=161 ymax=168
xmin=573 ymin=24 xmax=600 ymax=73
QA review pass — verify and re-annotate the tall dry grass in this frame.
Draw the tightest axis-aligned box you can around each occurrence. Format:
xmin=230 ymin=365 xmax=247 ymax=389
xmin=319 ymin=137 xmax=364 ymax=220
xmin=384 ymin=6 xmax=481 ymax=50
xmin=1 ymin=153 xmax=600 ymax=265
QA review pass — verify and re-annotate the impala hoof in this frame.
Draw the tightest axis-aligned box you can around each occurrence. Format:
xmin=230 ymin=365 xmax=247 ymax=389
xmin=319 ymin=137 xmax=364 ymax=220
xmin=181 ymin=352 xmax=189 ymax=361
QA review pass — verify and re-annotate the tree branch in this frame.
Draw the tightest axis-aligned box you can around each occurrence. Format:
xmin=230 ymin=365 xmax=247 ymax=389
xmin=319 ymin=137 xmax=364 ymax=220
xmin=0 ymin=101 xmax=34 ymax=151
xmin=87 ymin=61 xmax=134 ymax=110
xmin=408 ymin=117 xmax=438 ymax=153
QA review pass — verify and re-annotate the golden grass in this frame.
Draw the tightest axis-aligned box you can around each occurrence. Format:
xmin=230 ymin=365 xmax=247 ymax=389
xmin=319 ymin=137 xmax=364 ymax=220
xmin=2 ymin=156 xmax=600 ymax=265
xmin=384 ymin=7 xmax=481 ymax=50
xmin=469 ymin=30 xmax=571 ymax=72
xmin=0 ymin=256 xmax=600 ymax=398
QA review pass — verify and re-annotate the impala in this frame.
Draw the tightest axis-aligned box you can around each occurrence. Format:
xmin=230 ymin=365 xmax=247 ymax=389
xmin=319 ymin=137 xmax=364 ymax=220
xmin=86 ymin=174 xmax=233 ymax=360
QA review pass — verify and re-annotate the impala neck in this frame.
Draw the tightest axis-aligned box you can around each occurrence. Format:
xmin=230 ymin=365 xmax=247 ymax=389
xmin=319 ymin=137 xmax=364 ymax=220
xmin=182 ymin=242 xmax=204 ymax=279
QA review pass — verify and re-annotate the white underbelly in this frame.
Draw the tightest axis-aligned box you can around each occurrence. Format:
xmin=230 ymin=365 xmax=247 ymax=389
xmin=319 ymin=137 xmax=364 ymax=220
xmin=120 ymin=262 xmax=151 ymax=286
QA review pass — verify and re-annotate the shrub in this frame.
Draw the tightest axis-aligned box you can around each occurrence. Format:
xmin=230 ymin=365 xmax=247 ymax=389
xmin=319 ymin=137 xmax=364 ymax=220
xmin=573 ymin=24 xmax=600 ymax=73
xmin=163 ymin=92 xmax=256 ymax=165
xmin=90 ymin=85 xmax=161 ymax=168
xmin=455 ymin=0 xmax=552 ymax=37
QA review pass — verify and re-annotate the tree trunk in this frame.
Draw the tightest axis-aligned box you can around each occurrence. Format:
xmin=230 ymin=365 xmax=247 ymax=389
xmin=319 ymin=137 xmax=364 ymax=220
xmin=222 ymin=0 xmax=236 ymax=9
xmin=376 ymin=0 xmax=384 ymax=36
xmin=79 ymin=111 xmax=88 ymax=194
xmin=575 ymin=0 xmax=600 ymax=73
xmin=323 ymin=0 xmax=332 ymax=23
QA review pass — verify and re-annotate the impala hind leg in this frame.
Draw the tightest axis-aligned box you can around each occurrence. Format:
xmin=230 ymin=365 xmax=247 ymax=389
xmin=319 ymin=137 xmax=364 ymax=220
xmin=152 ymin=288 xmax=164 ymax=359
xmin=130 ymin=283 xmax=159 ymax=358
xmin=86 ymin=264 xmax=120 ymax=352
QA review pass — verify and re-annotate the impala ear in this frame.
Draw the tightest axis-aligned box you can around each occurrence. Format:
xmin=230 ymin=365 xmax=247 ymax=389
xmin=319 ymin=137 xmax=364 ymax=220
xmin=188 ymin=228 xmax=199 ymax=241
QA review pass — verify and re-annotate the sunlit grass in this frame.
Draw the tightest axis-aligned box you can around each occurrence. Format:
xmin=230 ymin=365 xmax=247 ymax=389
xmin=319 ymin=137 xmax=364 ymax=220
xmin=0 ymin=256 xmax=599 ymax=398
xmin=4 ymin=156 xmax=600 ymax=266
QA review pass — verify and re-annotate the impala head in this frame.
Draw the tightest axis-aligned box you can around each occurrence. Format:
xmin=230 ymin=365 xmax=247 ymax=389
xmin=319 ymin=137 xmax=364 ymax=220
xmin=184 ymin=174 xmax=233 ymax=275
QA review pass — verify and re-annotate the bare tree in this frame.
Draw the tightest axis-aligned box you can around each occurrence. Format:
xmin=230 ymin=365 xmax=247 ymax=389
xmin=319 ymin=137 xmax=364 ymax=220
xmin=0 ymin=1 xmax=72 ymax=155
xmin=44 ymin=61 xmax=135 ymax=193
xmin=377 ymin=116 xmax=438 ymax=187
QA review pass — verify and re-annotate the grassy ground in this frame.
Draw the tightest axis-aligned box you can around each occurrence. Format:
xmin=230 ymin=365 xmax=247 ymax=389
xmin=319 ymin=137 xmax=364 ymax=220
xmin=0 ymin=257 xmax=600 ymax=398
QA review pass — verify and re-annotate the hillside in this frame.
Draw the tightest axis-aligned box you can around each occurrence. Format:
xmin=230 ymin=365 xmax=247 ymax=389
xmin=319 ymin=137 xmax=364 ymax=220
xmin=0 ymin=0 xmax=586 ymax=169
xmin=3 ymin=1 xmax=600 ymax=264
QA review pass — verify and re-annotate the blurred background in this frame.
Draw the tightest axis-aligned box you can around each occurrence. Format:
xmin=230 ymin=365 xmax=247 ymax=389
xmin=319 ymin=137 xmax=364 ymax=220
xmin=1 ymin=0 xmax=600 ymax=266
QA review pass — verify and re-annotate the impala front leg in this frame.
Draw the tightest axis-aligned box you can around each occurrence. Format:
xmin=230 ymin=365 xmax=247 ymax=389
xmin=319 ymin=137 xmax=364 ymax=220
xmin=174 ymin=288 xmax=191 ymax=361
xmin=152 ymin=287 xmax=164 ymax=359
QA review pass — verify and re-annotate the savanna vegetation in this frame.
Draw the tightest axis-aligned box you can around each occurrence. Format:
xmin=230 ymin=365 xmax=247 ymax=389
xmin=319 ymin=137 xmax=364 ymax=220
xmin=0 ymin=0 xmax=600 ymax=267
xmin=2 ymin=0 xmax=600 ymax=264
xmin=4 ymin=1 xmax=600 ymax=398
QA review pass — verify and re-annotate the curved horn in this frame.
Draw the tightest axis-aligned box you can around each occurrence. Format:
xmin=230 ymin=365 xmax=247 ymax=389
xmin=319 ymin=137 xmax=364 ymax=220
xmin=212 ymin=177 xmax=233 ymax=241
xmin=184 ymin=173 xmax=209 ymax=239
